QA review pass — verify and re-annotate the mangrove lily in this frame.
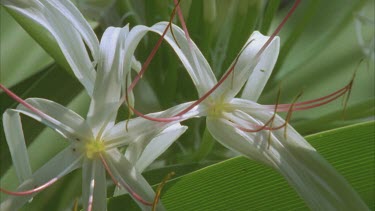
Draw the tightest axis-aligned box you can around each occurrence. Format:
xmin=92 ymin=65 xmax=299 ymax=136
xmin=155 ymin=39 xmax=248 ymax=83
xmin=0 ymin=25 xmax=187 ymax=211
xmin=126 ymin=21 xmax=369 ymax=210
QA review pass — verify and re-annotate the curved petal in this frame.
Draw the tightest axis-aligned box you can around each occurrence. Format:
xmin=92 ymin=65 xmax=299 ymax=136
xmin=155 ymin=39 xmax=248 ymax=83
xmin=134 ymin=123 xmax=187 ymax=172
xmin=86 ymin=26 xmax=129 ymax=138
xmin=82 ymin=159 xmax=106 ymax=211
xmin=103 ymin=101 xmax=204 ymax=148
xmin=46 ymin=0 xmax=100 ymax=60
xmin=241 ymin=34 xmax=280 ymax=101
xmin=2 ymin=0 xmax=98 ymax=95
xmin=0 ymin=147 xmax=82 ymax=210
xmin=124 ymin=22 xmax=217 ymax=96
xmin=106 ymin=150 xmax=165 ymax=210
xmin=14 ymin=98 xmax=93 ymax=141
xmin=207 ymin=104 xmax=368 ymax=210
xmin=214 ymin=31 xmax=280 ymax=101
xmin=2 ymin=110 xmax=32 ymax=183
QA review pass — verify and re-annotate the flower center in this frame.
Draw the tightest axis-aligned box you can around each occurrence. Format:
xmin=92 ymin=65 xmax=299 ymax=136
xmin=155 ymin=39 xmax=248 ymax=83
xmin=208 ymin=101 xmax=233 ymax=117
xmin=85 ymin=141 xmax=105 ymax=159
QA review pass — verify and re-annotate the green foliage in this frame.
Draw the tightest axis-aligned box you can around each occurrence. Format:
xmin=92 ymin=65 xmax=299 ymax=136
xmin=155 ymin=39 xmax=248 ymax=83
xmin=107 ymin=121 xmax=375 ymax=210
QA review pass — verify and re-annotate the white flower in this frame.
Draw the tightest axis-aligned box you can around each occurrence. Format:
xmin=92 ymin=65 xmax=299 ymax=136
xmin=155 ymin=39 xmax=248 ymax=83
xmin=0 ymin=23 xmax=188 ymax=211
xmin=0 ymin=0 xmax=140 ymax=103
xmin=0 ymin=1 xmax=187 ymax=210
xmin=127 ymin=21 xmax=369 ymax=210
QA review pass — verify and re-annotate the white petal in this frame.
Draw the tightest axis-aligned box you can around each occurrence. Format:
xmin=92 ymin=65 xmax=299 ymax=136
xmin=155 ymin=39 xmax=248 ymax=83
xmin=241 ymin=33 xmax=280 ymax=101
xmin=207 ymin=105 xmax=368 ymax=210
xmin=46 ymin=0 xmax=100 ymax=60
xmin=135 ymin=123 xmax=187 ymax=172
xmin=214 ymin=31 xmax=280 ymax=101
xmin=0 ymin=147 xmax=82 ymax=210
xmin=2 ymin=0 xmax=98 ymax=95
xmin=106 ymin=150 xmax=165 ymax=210
xmin=124 ymin=22 xmax=217 ymax=96
xmin=2 ymin=110 xmax=32 ymax=183
xmin=82 ymin=159 xmax=107 ymax=211
xmin=14 ymin=98 xmax=93 ymax=141
xmin=206 ymin=117 xmax=270 ymax=164
xmin=103 ymin=101 xmax=204 ymax=148
xmin=87 ymin=26 xmax=129 ymax=138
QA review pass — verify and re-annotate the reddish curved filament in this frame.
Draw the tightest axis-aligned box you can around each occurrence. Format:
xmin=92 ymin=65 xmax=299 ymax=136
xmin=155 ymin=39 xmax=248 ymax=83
xmin=126 ymin=0 xmax=302 ymax=122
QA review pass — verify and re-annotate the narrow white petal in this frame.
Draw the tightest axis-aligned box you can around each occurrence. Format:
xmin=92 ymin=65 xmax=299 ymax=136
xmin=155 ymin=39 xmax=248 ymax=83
xmin=207 ymin=104 xmax=368 ymax=210
xmin=241 ymin=32 xmax=280 ymax=101
xmin=14 ymin=98 xmax=93 ymax=141
xmin=87 ymin=26 xmax=128 ymax=138
xmin=103 ymin=101 xmax=204 ymax=148
xmin=2 ymin=0 xmax=98 ymax=95
xmin=135 ymin=123 xmax=187 ymax=172
xmin=46 ymin=0 xmax=100 ymax=60
xmin=206 ymin=117 xmax=270 ymax=164
xmin=124 ymin=22 xmax=217 ymax=96
xmin=106 ymin=150 xmax=165 ymax=210
xmin=214 ymin=31 xmax=280 ymax=101
xmin=0 ymin=147 xmax=82 ymax=210
xmin=82 ymin=159 xmax=107 ymax=211
xmin=2 ymin=110 xmax=32 ymax=183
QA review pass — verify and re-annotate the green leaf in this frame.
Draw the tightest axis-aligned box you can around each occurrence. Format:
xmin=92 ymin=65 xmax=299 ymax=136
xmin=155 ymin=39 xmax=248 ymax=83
xmin=259 ymin=0 xmax=281 ymax=34
xmin=0 ymin=8 xmax=53 ymax=88
xmin=107 ymin=121 xmax=374 ymax=210
xmin=260 ymin=0 xmax=373 ymax=134
xmin=4 ymin=6 xmax=73 ymax=76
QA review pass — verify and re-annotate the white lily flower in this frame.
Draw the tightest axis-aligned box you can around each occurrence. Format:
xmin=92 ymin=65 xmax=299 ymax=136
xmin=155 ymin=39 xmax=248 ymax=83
xmin=126 ymin=21 xmax=368 ymax=210
xmin=0 ymin=24 xmax=188 ymax=211
xmin=0 ymin=0 xmax=141 ymax=101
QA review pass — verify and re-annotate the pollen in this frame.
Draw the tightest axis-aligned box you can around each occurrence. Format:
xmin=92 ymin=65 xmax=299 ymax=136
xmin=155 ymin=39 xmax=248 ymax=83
xmin=85 ymin=141 xmax=106 ymax=159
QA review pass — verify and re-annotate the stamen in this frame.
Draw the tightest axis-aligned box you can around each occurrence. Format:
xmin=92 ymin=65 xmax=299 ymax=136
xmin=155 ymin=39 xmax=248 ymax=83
xmin=0 ymin=84 xmax=49 ymax=120
xmin=0 ymin=177 xmax=59 ymax=196
xmin=256 ymin=0 xmax=301 ymax=58
xmin=0 ymin=84 xmax=75 ymax=139
xmin=152 ymin=172 xmax=175 ymax=211
xmin=267 ymin=87 xmax=282 ymax=148
xmin=124 ymin=91 xmax=182 ymax=122
xmin=282 ymin=90 xmax=303 ymax=138
xmin=232 ymin=89 xmax=303 ymax=135
xmin=263 ymin=78 xmax=354 ymax=112
xmin=342 ymin=60 xmax=362 ymax=118
xmin=127 ymin=1 xmax=181 ymax=94
xmin=167 ymin=0 xmax=301 ymax=118
xmin=169 ymin=0 xmax=183 ymax=49
xmin=1 ymin=156 xmax=81 ymax=197
xmin=126 ymin=0 xmax=301 ymax=122
xmin=99 ymin=154 xmax=120 ymax=188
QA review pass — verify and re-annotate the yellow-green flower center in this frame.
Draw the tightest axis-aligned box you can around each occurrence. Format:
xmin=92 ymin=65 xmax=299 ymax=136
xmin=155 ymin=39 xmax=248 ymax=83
xmin=208 ymin=102 xmax=233 ymax=117
xmin=85 ymin=141 xmax=105 ymax=159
